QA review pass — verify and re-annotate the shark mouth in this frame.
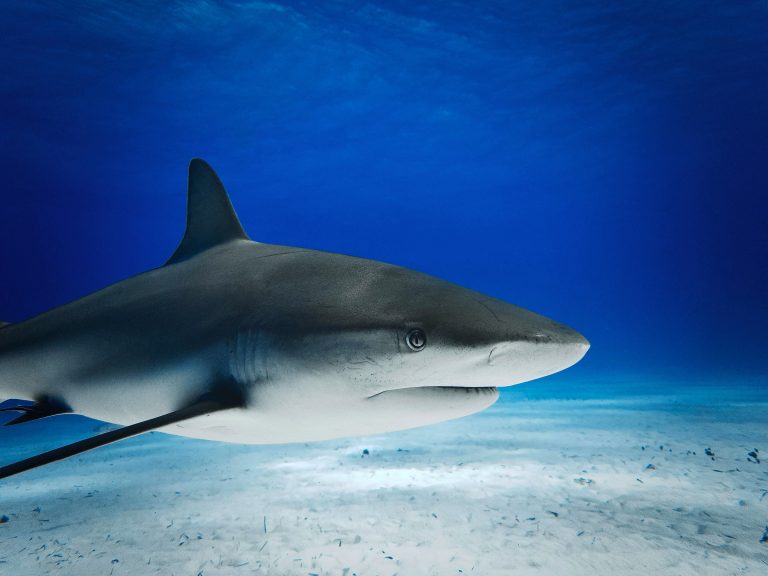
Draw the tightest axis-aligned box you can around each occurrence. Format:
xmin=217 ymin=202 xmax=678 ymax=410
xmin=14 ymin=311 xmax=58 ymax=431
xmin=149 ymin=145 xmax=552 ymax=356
xmin=366 ymin=386 xmax=498 ymax=400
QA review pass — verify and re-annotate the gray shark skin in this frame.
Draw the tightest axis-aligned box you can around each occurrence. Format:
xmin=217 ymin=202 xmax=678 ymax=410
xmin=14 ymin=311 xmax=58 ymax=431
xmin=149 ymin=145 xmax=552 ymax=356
xmin=0 ymin=160 xmax=588 ymax=452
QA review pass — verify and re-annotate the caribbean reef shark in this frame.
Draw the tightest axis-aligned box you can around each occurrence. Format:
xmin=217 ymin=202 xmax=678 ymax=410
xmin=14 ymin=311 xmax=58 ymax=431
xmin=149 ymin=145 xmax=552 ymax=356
xmin=0 ymin=160 xmax=588 ymax=478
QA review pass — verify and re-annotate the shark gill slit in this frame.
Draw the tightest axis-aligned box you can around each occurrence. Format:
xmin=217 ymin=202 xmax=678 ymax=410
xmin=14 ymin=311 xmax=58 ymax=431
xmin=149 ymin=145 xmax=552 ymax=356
xmin=229 ymin=329 xmax=264 ymax=392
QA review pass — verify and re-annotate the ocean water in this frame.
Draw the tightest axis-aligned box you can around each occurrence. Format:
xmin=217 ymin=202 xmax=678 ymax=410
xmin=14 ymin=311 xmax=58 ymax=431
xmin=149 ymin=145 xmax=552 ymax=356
xmin=1 ymin=1 xmax=767 ymax=574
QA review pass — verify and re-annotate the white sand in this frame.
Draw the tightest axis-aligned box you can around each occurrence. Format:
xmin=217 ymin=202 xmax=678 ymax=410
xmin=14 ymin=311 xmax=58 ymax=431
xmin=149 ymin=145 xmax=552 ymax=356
xmin=1 ymin=389 xmax=767 ymax=575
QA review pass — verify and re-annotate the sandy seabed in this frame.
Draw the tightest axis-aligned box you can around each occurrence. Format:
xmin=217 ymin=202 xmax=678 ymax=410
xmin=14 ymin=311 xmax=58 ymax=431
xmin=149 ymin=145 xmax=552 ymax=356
xmin=1 ymin=389 xmax=767 ymax=575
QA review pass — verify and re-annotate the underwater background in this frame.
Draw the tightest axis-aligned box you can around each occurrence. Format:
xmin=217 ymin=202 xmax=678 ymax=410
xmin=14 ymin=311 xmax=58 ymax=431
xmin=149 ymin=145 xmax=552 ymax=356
xmin=1 ymin=2 xmax=767 ymax=574
xmin=1 ymin=0 xmax=766 ymax=389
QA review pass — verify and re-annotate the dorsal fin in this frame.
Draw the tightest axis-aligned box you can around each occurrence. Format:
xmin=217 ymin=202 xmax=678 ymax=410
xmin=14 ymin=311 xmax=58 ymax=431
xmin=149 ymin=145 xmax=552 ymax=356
xmin=166 ymin=159 xmax=249 ymax=265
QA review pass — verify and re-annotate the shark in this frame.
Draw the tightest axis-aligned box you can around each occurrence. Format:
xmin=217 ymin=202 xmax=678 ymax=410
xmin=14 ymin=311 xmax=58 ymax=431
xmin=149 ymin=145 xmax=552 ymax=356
xmin=0 ymin=159 xmax=589 ymax=479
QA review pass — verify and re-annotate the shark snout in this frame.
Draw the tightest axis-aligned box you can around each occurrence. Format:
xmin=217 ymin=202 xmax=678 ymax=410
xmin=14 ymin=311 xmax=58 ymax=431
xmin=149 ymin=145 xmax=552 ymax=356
xmin=533 ymin=321 xmax=590 ymax=348
xmin=483 ymin=320 xmax=589 ymax=386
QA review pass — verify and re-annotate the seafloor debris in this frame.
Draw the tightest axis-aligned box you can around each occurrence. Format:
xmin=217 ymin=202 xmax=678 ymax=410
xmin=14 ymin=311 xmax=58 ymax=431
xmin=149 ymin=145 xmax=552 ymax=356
xmin=574 ymin=477 xmax=594 ymax=485
xmin=760 ymin=526 xmax=768 ymax=544
xmin=0 ymin=514 xmax=9 ymax=523
xmin=645 ymin=464 xmax=656 ymax=470
xmin=361 ymin=449 xmax=370 ymax=457
xmin=747 ymin=449 xmax=760 ymax=464
xmin=704 ymin=447 xmax=715 ymax=460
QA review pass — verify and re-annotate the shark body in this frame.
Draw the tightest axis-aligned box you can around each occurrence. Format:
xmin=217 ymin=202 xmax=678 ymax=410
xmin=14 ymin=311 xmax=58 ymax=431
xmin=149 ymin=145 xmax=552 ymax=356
xmin=0 ymin=160 xmax=588 ymax=476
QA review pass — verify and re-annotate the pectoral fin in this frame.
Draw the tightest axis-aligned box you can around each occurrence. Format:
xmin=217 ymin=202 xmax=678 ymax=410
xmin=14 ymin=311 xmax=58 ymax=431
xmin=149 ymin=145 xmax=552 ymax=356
xmin=0 ymin=390 xmax=244 ymax=480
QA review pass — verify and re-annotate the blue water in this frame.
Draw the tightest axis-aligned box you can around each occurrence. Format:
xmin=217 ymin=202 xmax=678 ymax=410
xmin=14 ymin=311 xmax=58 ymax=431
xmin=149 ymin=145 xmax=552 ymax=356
xmin=1 ymin=1 xmax=766 ymax=392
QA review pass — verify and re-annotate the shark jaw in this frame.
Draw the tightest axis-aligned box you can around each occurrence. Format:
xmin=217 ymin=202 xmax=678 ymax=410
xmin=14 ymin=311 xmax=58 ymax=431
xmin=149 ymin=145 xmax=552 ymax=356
xmin=366 ymin=386 xmax=500 ymax=400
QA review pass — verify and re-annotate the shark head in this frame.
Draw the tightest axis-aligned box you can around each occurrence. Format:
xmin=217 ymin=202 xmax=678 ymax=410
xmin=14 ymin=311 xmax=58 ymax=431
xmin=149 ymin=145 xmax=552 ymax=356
xmin=233 ymin=250 xmax=589 ymax=441
xmin=168 ymin=159 xmax=589 ymax=443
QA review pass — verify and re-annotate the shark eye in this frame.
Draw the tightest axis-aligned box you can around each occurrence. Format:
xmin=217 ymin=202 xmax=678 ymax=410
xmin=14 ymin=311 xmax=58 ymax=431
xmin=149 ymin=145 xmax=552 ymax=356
xmin=405 ymin=328 xmax=427 ymax=351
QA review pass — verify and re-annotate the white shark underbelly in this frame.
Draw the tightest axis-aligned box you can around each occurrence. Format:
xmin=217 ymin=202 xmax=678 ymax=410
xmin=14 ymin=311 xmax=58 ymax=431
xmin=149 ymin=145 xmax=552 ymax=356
xmin=159 ymin=386 xmax=500 ymax=444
